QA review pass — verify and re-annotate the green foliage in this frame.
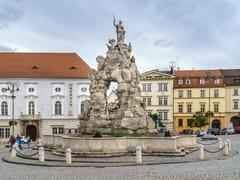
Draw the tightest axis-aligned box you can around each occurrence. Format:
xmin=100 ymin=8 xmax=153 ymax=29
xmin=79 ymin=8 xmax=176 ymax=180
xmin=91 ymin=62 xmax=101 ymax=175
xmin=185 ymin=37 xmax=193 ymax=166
xmin=205 ymin=110 xmax=214 ymax=118
xmin=9 ymin=120 xmax=17 ymax=126
xmin=192 ymin=112 xmax=209 ymax=129
xmin=149 ymin=113 xmax=163 ymax=127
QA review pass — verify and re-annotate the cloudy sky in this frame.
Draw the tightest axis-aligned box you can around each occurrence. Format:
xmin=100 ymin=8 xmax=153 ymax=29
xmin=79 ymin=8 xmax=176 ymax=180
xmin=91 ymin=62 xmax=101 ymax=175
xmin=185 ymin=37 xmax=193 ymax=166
xmin=1 ymin=0 xmax=240 ymax=72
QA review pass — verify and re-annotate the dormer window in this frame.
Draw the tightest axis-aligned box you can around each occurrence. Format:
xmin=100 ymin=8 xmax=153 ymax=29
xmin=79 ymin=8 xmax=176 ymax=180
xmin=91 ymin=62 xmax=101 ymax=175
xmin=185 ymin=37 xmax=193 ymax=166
xmin=1 ymin=88 xmax=7 ymax=93
xmin=70 ymin=66 xmax=77 ymax=70
xmin=178 ymin=80 xmax=183 ymax=85
xmin=200 ymin=79 xmax=205 ymax=84
xmin=55 ymin=87 xmax=61 ymax=92
xmin=214 ymin=79 xmax=220 ymax=84
xmin=186 ymin=79 xmax=190 ymax=85
xmin=28 ymin=88 xmax=34 ymax=92
xmin=32 ymin=66 xmax=38 ymax=69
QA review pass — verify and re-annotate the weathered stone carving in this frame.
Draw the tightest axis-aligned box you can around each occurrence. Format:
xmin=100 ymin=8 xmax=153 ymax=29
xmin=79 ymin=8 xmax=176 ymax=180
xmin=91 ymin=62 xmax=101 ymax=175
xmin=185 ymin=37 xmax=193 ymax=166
xmin=80 ymin=19 xmax=155 ymax=133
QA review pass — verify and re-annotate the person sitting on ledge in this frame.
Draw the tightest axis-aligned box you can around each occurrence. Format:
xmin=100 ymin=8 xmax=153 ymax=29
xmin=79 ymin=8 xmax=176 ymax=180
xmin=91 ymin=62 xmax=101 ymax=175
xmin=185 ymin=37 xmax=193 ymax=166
xmin=93 ymin=131 xmax=102 ymax=138
xmin=164 ymin=131 xmax=172 ymax=137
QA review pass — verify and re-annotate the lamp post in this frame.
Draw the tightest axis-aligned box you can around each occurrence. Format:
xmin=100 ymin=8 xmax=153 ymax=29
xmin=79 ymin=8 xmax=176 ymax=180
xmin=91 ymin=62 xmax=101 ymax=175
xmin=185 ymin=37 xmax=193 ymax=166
xmin=7 ymin=82 xmax=20 ymax=136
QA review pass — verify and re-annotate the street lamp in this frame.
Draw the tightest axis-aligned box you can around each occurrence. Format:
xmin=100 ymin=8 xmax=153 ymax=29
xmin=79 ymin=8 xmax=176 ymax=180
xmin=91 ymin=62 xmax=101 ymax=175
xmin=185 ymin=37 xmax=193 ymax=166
xmin=7 ymin=82 xmax=20 ymax=136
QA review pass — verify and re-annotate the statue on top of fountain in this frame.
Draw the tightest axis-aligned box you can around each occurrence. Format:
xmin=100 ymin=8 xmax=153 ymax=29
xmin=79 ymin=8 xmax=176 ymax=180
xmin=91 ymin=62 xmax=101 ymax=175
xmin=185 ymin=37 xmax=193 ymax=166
xmin=80 ymin=18 xmax=155 ymax=134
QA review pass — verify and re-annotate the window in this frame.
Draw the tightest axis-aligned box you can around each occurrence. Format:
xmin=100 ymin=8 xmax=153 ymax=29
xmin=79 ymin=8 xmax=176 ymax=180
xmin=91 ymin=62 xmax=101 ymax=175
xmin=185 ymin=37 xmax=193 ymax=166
xmin=0 ymin=127 xmax=10 ymax=138
xmin=147 ymin=84 xmax=151 ymax=92
xmin=200 ymin=104 xmax=205 ymax=113
xmin=200 ymin=90 xmax=205 ymax=97
xmin=163 ymin=97 xmax=168 ymax=106
xmin=233 ymin=101 xmax=239 ymax=110
xmin=187 ymin=90 xmax=192 ymax=98
xmin=1 ymin=88 xmax=8 ymax=92
xmin=28 ymin=101 xmax=35 ymax=115
xmin=159 ymin=98 xmax=163 ymax=106
xmin=178 ymin=90 xmax=183 ymax=98
xmin=28 ymin=88 xmax=34 ymax=92
xmin=186 ymin=79 xmax=190 ymax=84
xmin=55 ymin=101 xmax=62 ymax=115
xmin=187 ymin=119 xmax=192 ymax=127
xmin=178 ymin=119 xmax=183 ymax=127
xmin=178 ymin=80 xmax=183 ymax=85
xmin=147 ymin=98 xmax=151 ymax=106
xmin=55 ymin=87 xmax=61 ymax=92
xmin=233 ymin=89 xmax=238 ymax=96
xmin=81 ymin=87 xmax=87 ymax=92
xmin=143 ymin=98 xmax=146 ymax=104
xmin=159 ymin=112 xmax=162 ymax=120
xmin=214 ymin=104 xmax=219 ymax=113
xmin=187 ymin=104 xmax=192 ymax=113
xmin=163 ymin=112 xmax=168 ymax=120
xmin=52 ymin=127 xmax=64 ymax=134
xmin=178 ymin=104 xmax=183 ymax=113
xmin=163 ymin=83 xmax=168 ymax=91
xmin=214 ymin=79 xmax=219 ymax=84
xmin=142 ymin=84 xmax=147 ymax=92
xmin=1 ymin=101 xmax=8 ymax=116
xmin=200 ymin=79 xmax=205 ymax=84
xmin=214 ymin=89 xmax=219 ymax=98
xmin=80 ymin=102 xmax=84 ymax=113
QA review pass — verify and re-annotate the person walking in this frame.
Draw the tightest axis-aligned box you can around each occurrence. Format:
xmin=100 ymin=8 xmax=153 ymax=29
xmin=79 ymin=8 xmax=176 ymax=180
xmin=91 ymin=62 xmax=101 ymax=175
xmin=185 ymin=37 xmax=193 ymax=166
xmin=8 ymin=135 xmax=16 ymax=152
xmin=16 ymin=134 xmax=23 ymax=150
xmin=26 ymin=135 xmax=31 ymax=148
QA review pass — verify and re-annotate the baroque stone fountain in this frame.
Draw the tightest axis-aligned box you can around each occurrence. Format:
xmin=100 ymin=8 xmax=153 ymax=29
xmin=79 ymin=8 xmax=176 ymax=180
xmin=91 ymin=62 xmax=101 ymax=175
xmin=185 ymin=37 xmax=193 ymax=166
xmin=43 ymin=19 xmax=197 ymax=157
xmin=79 ymin=18 xmax=155 ymax=134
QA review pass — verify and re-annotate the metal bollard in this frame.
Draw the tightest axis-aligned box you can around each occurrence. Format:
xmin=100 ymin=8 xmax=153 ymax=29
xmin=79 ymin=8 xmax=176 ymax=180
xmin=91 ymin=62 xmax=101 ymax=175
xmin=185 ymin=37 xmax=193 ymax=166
xmin=66 ymin=148 xmax=72 ymax=165
xmin=39 ymin=147 xmax=45 ymax=162
xmin=38 ymin=139 xmax=42 ymax=147
xmin=224 ymin=142 xmax=229 ymax=156
xmin=218 ymin=137 xmax=223 ymax=149
xmin=11 ymin=145 xmax=17 ymax=158
xmin=227 ymin=139 xmax=231 ymax=152
xmin=136 ymin=146 xmax=142 ymax=164
xmin=199 ymin=144 xmax=204 ymax=160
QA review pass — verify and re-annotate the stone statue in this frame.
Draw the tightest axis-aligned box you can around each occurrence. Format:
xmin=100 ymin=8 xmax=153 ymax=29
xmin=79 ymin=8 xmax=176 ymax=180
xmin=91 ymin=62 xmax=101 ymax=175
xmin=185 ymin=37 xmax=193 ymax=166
xmin=113 ymin=16 xmax=125 ymax=43
xmin=80 ymin=19 xmax=155 ymax=134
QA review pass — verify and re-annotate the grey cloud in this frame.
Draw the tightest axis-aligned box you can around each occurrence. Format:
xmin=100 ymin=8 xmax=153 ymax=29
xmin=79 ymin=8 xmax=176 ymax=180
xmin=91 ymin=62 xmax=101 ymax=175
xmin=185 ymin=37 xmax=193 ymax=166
xmin=0 ymin=45 xmax=17 ymax=52
xmin=154 ymin=39 xmax=173 ymax=47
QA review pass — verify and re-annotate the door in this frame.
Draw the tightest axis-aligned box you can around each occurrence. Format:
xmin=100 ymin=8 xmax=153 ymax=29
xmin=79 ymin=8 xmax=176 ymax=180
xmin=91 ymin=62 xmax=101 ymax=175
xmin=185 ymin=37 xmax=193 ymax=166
xmin=26 ymin=125 xmax=37 ymax=141
xmin=212 ymin=119 xmax=221 ymax=130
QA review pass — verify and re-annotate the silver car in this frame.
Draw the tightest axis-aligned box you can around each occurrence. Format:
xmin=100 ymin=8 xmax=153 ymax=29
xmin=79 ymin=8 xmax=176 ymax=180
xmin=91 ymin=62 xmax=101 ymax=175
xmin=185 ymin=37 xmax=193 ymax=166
xmin=220 ymin=128 xmax=235 ymax=135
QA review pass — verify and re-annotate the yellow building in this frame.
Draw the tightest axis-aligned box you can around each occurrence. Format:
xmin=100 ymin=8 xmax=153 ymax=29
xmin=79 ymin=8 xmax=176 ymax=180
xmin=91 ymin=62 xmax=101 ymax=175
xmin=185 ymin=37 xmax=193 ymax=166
xmin=173 ymin=70 xmax=227 ymax=133
xmin=140 ymin=70 xmax=175 ymax=131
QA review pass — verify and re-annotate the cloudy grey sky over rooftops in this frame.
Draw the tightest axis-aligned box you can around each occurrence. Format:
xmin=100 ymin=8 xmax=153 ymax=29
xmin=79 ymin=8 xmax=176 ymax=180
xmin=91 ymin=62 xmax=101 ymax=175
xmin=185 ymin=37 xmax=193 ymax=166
xmin=1 ymin=0 xmax=240 ymax=72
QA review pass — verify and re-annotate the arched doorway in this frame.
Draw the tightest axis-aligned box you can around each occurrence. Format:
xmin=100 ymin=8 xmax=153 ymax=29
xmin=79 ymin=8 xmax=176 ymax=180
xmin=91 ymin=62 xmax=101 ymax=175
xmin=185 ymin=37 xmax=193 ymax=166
xmin=231 ymin=116 xmax=240 ymax=128
xmin=212 ymin=119 xmax=221 ymax=129
xmin=26 ymin=125 xmax=37 ymax=141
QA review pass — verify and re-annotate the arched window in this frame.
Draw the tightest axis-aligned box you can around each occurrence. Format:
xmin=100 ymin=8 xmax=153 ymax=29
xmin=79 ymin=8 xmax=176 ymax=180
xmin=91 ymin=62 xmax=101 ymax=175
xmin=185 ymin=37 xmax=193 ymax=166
xmin=80 ymin=102 xmax=84 ymax=114
xmin=28 ymin=101 xmax=35 ymax=115
xmin=1 ymin=101 xmax=8 ymax=116
xmin=55 ymin=101 xmax=62 ymax=115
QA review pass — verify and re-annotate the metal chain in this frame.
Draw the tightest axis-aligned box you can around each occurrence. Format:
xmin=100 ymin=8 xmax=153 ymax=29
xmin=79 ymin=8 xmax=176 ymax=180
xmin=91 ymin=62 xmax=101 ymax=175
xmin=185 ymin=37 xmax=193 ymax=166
xmin=22 ymin=142 xmax=39 ymax=149
xmin=197 ymin=140 xmax=219 ymax=146
xmin=13 ymin=147 xmax=39 ymax=157
xmin=203 ymin=145 xmax=225 ymax=153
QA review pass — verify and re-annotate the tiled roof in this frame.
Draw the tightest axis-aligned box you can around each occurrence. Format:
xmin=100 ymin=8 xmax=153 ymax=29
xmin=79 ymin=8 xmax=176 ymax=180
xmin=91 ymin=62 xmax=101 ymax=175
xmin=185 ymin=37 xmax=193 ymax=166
xmin=175 ymin=69 xmax=223 ymax=77
xmin=0 ymin=52 xmax=89 ymax=78
xmin=221 ymin=69 xmax=240 ymax=86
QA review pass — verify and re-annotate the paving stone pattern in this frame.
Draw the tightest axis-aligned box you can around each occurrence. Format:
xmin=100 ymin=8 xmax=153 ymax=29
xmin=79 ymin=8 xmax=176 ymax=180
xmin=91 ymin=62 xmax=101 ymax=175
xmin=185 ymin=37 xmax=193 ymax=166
xmin=0 ymin=135 xmax=240 ymax=180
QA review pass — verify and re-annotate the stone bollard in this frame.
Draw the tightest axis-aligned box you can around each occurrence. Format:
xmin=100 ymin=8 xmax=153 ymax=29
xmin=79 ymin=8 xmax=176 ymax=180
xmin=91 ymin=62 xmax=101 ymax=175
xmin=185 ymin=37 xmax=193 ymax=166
xmin=11 ymin=145 xmax=18 ymax=158
xmin=136 ymin=146 xmax=142 ymax=164
xmin=38 ymin=139 xmax=42 ymax=147
xmin=66 ymin=148 xmax=72 ymax=165
xmin=199 ymin=144 xmax=204 ymax=160
xmin=39 ymin=147 xmax=45 ymax=162
xmin=218 ymin=137 xmax=223 ymax=149
xmin=227 ymin=139 xmax=231 ymax=152
xmin=224 ymin=142 xmax=229 ymax=156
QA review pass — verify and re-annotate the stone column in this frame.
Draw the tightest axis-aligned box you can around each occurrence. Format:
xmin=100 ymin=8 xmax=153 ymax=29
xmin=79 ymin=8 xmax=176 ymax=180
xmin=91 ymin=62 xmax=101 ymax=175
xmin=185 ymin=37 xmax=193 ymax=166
xmin=136 ymin=146 xmax=142 ymax=164
xmin=224 ymin=142 xmax=229 ymax=156
xmin=66 ymin=148 xmax=72 ymax=165
xmin=218 ymin=137 xmax=223 ymax=149
xmin=199 ymin=144 xmax=204 ymax=160
xmin=11 ymin=145 xmax=17 ymax=158
xmin=38 ymin=139 xmax=42 ymax=147
xmin=39 ymin=147 xmax=45 ymax=162
xmin=227 ymin=139 xmax=231 ymax=152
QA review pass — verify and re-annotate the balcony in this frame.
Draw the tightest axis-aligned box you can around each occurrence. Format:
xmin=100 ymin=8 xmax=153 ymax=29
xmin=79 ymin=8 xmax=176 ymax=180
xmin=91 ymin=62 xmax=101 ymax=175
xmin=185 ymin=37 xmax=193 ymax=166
xmin=20 ymin=113 xmax=42 ymax=120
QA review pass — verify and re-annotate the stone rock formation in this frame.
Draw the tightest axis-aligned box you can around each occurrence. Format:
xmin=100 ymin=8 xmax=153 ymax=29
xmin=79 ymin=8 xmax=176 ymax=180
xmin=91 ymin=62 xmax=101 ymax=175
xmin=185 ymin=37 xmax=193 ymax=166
xmin=80 ymin=19 xmax=155 ymax=133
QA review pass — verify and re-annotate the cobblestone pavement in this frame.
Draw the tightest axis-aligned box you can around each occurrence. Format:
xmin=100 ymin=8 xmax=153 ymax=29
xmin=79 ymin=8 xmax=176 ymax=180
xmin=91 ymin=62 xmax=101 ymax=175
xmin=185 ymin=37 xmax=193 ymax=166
xmin=0 ymin=135 xmax=240 ymax=180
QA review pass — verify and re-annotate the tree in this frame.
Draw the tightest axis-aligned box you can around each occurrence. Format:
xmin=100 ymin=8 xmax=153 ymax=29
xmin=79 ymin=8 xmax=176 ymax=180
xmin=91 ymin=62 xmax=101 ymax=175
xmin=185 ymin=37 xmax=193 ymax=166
xmin=191 ymin=112 xmax=209 ymax=130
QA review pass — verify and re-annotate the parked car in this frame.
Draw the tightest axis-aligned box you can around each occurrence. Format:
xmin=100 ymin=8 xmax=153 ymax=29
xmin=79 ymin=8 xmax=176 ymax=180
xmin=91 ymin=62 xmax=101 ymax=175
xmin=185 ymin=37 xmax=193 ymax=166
xmin=181 ymin=129 xmax=193 ymax=135
xmin=196 ymin=130 xmax=207 ymax=137
xmin=235 ymin=126 xmax=240 ymax=133
xmin=220 ymin=128 xmax=235 ymax=135
xmin=207 ymin=128 xmax=220 ymax=135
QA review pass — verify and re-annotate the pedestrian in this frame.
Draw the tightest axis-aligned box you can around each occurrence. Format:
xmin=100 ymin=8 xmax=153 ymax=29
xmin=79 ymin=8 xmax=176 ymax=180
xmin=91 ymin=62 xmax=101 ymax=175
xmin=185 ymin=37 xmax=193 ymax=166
xmin=26 ymin=135 xmax=31 ymax=148
xmin=8 ymin=135 xmax=16 ymax=152
xmin=16 ymin=134 xmax=23 ymax=150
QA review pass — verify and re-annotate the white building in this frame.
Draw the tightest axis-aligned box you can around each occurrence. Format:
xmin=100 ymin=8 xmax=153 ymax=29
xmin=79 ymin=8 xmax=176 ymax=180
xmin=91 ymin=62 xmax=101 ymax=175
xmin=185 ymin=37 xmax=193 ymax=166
xmin=139 ymin=70 xmax=175 ymax=131
xmin=0 ymin=52 xmax=90 ymax=142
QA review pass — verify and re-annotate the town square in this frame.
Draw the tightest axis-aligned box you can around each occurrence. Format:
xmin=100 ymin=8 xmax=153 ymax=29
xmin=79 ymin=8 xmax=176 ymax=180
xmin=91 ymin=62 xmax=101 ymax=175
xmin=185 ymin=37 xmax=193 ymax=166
xmin=1 ymin=0 xmax=240 ymax=180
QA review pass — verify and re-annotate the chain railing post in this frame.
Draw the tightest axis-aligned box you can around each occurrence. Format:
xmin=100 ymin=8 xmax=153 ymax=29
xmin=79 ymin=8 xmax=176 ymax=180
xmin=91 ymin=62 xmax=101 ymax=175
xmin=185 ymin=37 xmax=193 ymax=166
xmin=199 ymin=144 xmax=204 ymax=160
